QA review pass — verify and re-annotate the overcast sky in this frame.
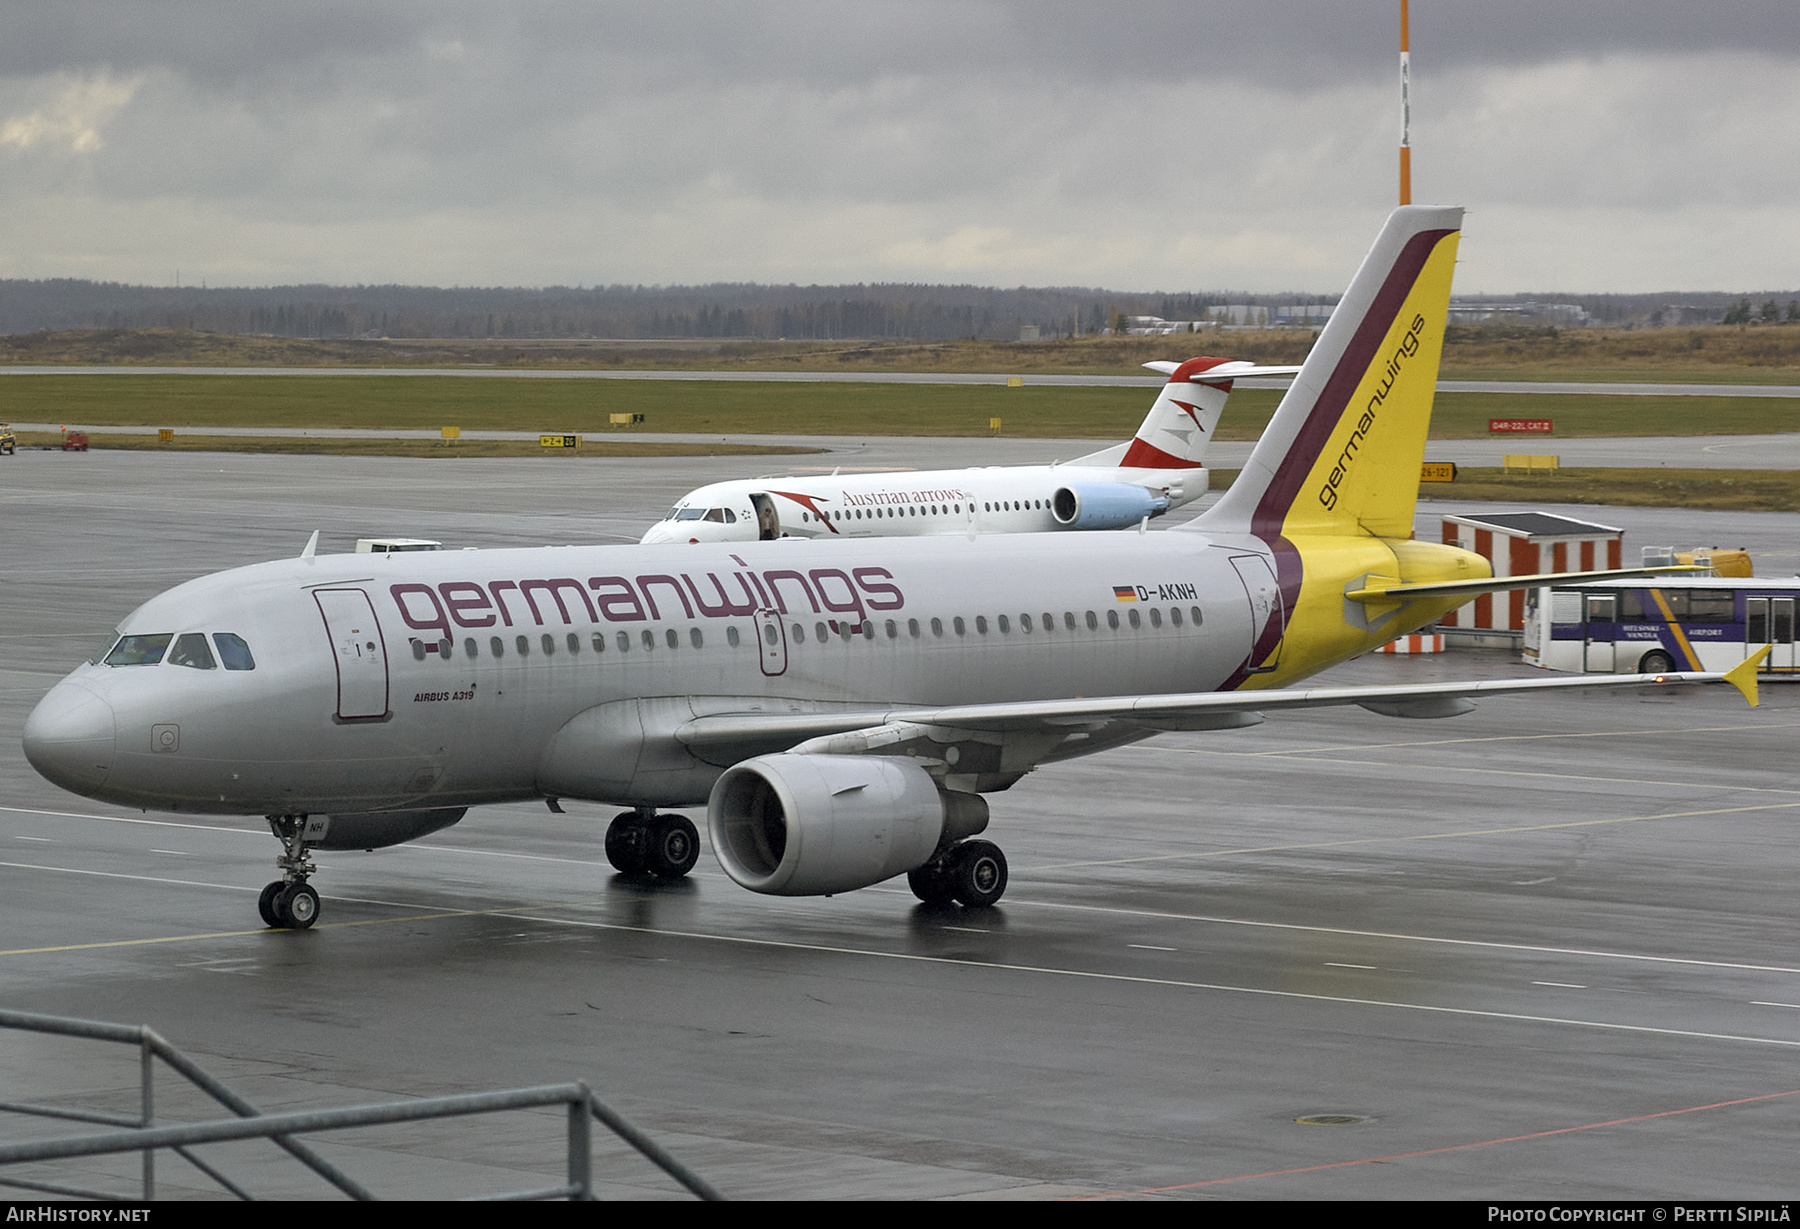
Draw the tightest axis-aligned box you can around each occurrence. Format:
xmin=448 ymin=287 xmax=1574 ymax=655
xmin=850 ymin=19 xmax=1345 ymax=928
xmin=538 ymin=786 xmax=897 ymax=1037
xmin=2 ymin=2 xmax=1797 ymax=295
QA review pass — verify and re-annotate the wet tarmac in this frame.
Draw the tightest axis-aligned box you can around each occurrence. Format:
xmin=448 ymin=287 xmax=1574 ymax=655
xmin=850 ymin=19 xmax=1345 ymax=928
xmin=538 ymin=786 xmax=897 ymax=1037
xmin=3 ymin=450 xmax=1798 ymax=1200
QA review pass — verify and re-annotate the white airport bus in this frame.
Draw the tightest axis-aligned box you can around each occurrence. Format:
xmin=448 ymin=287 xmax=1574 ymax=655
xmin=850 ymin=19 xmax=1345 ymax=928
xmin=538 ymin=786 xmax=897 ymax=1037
xmin=1524 ymin=576 xmax=1799 ymax=675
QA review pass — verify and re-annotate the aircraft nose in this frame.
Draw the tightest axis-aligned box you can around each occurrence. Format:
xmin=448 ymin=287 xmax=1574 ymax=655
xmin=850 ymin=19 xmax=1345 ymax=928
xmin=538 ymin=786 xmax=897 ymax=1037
xmin=640 ymin=525 xmax=675 ymax=544
xmin=22 ymin=679 xmax=116 ymax=794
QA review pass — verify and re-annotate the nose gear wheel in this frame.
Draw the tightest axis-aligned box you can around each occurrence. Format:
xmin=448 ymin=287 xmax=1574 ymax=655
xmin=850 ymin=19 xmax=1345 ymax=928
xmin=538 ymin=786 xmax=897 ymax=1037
xmin=259 ymin=814 xmax=323 ymax=929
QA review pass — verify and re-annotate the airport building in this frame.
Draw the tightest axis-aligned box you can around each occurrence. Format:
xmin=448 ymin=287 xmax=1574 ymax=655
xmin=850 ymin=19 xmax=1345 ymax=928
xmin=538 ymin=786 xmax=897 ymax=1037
xmin=1438 ymin=511 xmax=1624 ymax=636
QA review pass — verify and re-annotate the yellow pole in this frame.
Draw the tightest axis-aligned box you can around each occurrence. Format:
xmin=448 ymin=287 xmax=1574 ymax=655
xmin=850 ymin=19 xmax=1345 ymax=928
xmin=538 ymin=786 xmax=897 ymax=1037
xmin=1399 ymin=0 xmax=1411 ymax=205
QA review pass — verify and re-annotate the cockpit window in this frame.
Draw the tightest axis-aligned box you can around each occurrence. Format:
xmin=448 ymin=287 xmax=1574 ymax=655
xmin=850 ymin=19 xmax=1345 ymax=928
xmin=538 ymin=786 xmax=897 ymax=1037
xmin=674 ymin=508 xmax=706 ymax=521
xmin=90 ymin=635 xmax=120 ymax=665
xmin=702 ymin=508 xmax=735 ymax=524
xmin=103 ymin=634 xmax=173 ymax=666
xmin=213 ymin=633 xmax=256 ymax=671
xmin=168 ymin=633 xmax=217 ymax=670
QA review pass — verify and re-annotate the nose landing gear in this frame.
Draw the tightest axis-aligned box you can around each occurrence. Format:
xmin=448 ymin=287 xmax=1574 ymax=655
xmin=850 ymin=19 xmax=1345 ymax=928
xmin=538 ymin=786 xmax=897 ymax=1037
xmin=259 ymin=815 xmax=322 ymax=929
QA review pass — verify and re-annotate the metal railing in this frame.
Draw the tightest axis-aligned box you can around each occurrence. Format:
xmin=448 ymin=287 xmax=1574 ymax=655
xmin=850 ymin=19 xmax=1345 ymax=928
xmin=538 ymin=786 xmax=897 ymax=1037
xmin=0 ymin=1008 xmax=722 ymax=1201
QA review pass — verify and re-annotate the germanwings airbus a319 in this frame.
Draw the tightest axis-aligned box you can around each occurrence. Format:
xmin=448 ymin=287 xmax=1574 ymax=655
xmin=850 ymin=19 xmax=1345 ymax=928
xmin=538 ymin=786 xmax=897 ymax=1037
xmin=23 ymin=206 xmax=1762 ymax=930
xmin=639 ymin=357 xmax=1301 ymax=544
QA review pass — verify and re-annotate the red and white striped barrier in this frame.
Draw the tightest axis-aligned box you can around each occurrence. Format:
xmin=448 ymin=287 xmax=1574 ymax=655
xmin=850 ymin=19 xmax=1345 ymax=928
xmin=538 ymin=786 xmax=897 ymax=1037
xmin=1378 ymin=633 xmax=1444 ymax=654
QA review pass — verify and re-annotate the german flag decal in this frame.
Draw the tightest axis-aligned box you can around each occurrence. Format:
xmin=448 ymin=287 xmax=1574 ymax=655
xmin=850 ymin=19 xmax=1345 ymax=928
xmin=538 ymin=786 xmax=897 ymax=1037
xmin=1112 ymin=586 xmax=1138 ymax=602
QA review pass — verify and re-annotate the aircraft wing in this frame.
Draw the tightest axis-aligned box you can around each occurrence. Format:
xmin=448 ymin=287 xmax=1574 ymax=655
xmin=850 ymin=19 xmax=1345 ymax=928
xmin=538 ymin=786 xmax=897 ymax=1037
xmin=676 ymin=652 xmax=1765 ymax=755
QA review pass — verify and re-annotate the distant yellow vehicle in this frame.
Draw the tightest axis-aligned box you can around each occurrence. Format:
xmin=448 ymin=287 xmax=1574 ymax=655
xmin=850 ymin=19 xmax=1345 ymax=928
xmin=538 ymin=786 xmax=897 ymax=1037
xmin=1677 ymin=548 xmax=1753 ymax=578
xmin=0 ymin=423 xmax=16 ymax=455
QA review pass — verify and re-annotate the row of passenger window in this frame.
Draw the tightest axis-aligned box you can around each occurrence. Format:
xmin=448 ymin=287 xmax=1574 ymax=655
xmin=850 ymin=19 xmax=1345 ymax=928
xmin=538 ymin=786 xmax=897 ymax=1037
xmin=98 ymin=633 xmax=257 ymax=670
xmin=410 ymin=605 xmax=1206 ymax=662
xmin=413 ymin=626 xmax=737 ymax=661
xmin=801 ymin=503 xmax=962 ymax=524
xmin=784 ymin=605 xmax=1204 ymax=642
xmin=798 ymin=500 xmax=1046 ymax=525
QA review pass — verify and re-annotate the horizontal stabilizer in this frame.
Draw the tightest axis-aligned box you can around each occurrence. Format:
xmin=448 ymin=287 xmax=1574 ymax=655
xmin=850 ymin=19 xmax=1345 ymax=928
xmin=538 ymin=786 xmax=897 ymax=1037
xmin=1345 ymin=565 xmax=1709 ymax=604
xmin=1141 ymin=361 xmax=1304 ymax=380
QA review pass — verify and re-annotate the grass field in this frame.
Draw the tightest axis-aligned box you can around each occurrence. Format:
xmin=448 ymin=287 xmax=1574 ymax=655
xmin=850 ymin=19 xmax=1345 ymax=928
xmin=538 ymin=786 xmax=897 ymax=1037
xmin=14 ymin=428 xmax=1794 ymax=512
xmin=6 ymin=373 xmax=1800 ymax=440
xmin=1416 ymin=467 xmax=1800 ymax=512
xmin=1203 ymin=467 xmax=1800 ymax=513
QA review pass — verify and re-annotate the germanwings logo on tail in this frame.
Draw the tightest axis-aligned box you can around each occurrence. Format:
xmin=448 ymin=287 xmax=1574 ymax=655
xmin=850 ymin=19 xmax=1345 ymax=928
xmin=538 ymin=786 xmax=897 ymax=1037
xmin=1316 ymin=311 xmax=1428 ymax=512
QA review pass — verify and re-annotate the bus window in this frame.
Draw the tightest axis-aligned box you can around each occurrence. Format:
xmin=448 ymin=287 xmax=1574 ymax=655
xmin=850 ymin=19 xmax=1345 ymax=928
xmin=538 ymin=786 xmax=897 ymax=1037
xmin=1657 ymin=589 xmax=1735 ymax=621
xmin=1688 ymin=590 xmax=1736 ymax=621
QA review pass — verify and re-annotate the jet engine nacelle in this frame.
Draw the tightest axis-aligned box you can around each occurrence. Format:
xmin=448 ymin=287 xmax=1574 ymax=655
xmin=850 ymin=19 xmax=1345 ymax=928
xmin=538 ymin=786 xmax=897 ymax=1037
xmin=1051 ymin=483 xmax=1169 ymax=530
xmin=708 ymin=754 xmax=986 ymax=896
xmin=310 ymin=806 xmax=467 ymax=851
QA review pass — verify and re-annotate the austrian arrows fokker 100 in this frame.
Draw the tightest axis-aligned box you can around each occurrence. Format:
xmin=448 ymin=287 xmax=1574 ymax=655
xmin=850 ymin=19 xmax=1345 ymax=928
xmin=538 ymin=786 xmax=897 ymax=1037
xmin=24 ymin=206 xmax=1762 ymax=930
xmin=638 ymin=357 xmax=1301 ymax=544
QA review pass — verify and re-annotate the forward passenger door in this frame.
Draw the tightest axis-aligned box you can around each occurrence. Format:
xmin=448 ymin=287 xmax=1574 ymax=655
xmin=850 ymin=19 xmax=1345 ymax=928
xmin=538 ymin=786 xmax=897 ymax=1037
xmin=313 ymin=588 xmax=390 ymax=720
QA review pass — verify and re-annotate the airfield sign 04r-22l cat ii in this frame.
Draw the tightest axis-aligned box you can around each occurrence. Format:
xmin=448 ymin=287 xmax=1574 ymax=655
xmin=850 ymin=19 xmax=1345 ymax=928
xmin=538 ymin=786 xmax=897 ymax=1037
xmin=639 ymin=355 xmax=1302 ymax=544
xmin=23 ymin=206 xmax=1761 ymax=929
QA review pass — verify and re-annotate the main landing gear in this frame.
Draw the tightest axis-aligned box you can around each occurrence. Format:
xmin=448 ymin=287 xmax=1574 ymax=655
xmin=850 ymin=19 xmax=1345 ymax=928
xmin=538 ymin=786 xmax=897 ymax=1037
xmin=604 ymin=809 xmax=701 ymax=880
xmin=906 ymin=839 xmax=1009 ymax=908
xmin=259 ymin=815 xmax=322 ymax=930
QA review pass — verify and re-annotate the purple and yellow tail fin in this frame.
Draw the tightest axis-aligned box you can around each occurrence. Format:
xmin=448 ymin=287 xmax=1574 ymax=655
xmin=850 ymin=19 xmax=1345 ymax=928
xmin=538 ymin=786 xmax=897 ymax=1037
xmin=1200 ymin=206 xmax=1462 ymax=541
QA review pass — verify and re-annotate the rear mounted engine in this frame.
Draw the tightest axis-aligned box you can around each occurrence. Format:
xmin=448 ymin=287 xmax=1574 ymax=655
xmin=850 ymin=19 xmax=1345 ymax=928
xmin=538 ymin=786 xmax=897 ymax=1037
xmin=707 ymin=754 xmax=987 ymax=896
xmin=1051 ymin=483 xmax=1169 ymax=530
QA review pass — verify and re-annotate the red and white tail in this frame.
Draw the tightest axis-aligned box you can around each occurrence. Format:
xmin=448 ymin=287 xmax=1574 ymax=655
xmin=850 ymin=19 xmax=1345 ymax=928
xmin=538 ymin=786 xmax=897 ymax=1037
xmin=1118 ymin=357 xmax=1302 ymax=470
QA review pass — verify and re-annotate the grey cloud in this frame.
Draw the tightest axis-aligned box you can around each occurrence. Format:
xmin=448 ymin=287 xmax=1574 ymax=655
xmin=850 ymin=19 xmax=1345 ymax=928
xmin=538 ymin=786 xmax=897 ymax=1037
xmin=2 ymin=3 xmax=1797 ymax=292
xmin=9 ymin=3 xmax=1800 ymax=91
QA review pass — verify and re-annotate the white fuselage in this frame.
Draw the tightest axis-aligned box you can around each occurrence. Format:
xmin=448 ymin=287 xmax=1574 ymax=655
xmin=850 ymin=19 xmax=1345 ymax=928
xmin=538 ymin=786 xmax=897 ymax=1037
xmin=638 ymin=355 xmax=1305 ymax=545
xmin=639 ymin=463 xmax=1198 ymax=544
xmin=26 ymin=529 xmax=1264 ymax=817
